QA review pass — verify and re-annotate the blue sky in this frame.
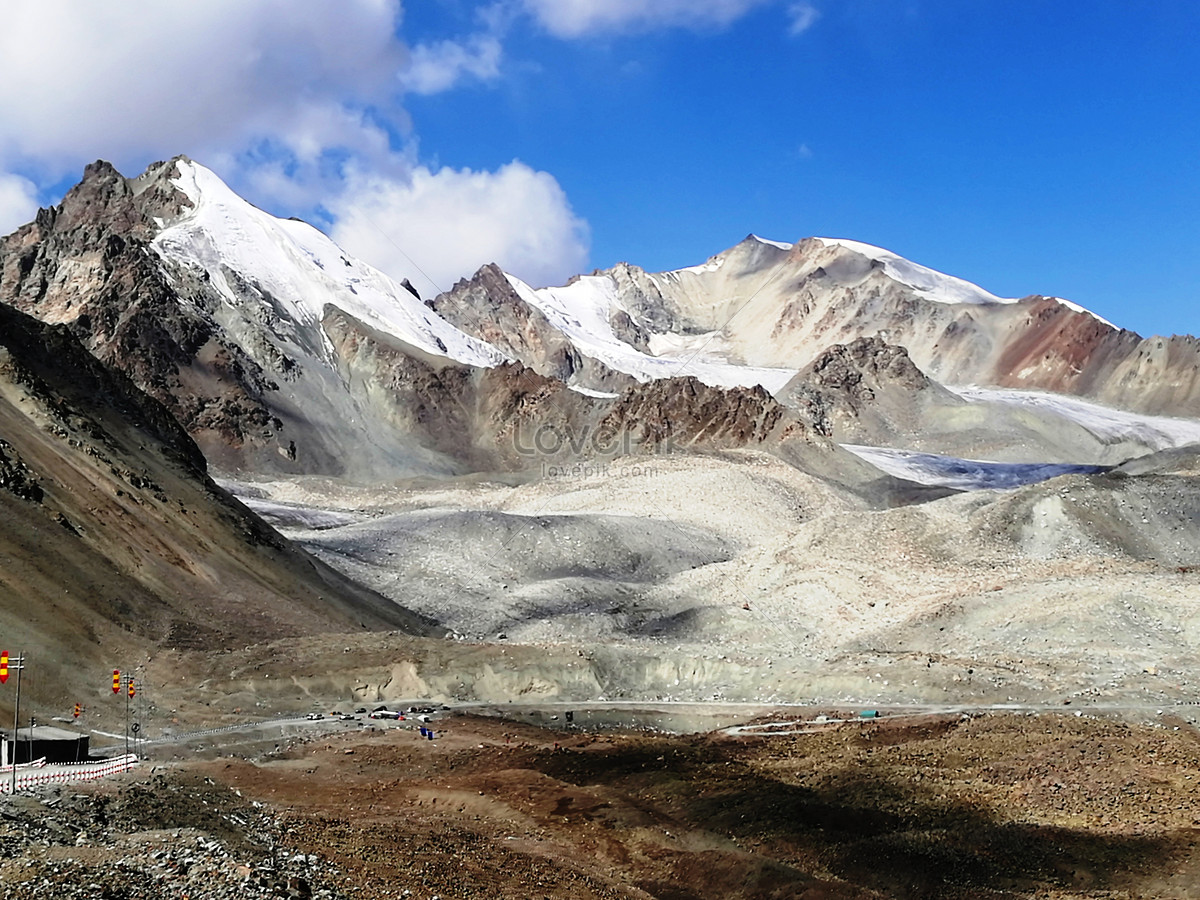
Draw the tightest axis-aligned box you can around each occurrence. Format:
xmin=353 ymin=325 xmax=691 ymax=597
xmin=0 ymin=1 xmax=1196 ymax=337
xmin=403 ymin=0 xmax=1200 ymax=337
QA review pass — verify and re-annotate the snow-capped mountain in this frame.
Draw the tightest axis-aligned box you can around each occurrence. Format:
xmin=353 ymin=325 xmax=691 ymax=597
xmin=426 ymin=225 xmax=1200 ymax=432
xmin=0 ymin=159 xmax=842 ymax=480
xmin=450 ymin=231 xmax=1196 ymax=416
xmin=4 ymin=156 xmax=1200 ymax=486
xmin=0 ymin=158 xmax=518 ymax=478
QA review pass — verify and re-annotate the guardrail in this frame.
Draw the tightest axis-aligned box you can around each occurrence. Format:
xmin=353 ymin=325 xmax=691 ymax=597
xmin=0 ymin=754 xmax=138 ymax=794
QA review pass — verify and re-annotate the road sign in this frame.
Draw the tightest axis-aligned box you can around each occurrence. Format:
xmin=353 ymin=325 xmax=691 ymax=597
xmin=0 ymin=651 xmax=7 ymax=684
xmin=112 ymin=669 xmax=120 ymax=693
xmin=128 ymin=680 xmax=135 ymax=698
xmin=74 ymin=703 xmax=81 ymax=718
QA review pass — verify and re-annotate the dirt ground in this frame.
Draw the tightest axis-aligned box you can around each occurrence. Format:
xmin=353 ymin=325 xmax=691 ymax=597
xmin=4 ymin=711 xmax=1200 ymax=899
xmin=191 ymin=712 xmax=1200 ymax=898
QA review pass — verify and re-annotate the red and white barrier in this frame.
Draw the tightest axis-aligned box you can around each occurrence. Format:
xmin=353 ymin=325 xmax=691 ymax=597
xmin=0 ymin=754 xmax=138 ymax=793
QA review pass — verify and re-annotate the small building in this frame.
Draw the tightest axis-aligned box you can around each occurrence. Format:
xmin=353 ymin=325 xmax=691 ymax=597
xmin=1 ymin=726 xmax=90 ymax=765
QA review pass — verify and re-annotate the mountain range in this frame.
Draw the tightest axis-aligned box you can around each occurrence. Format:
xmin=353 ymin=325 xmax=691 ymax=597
xmin=1 ymin=156 xmax=1198 ymax=719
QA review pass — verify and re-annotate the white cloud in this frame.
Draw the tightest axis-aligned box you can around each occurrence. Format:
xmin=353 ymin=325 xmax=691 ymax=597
xmin=402 ymin=35 xmax=503 ymax=95
xmin=788 ymin=2 xmax=821 ymax=35
xmin=330 ymin=162 xmax=590 ymax=298
xmin=0 ymin=3 xmax=595 ymax=294
xmin=0 ymin=2 xmax=406 ymax=172
xmin=207 ymin=107 xmax=409 ymax=217
xmin=520 ymin=0 xmax=775 ymax=37
xmin=0 ymin=173 xmax=39 ymax=237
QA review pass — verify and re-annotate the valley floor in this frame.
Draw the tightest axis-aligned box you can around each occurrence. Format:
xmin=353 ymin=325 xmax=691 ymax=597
xmin=216 ymin=452 xmax=1200 ymax=714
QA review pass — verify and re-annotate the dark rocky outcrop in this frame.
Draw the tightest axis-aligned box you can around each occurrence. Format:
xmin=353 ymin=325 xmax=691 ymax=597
xmin=599 ymin=376 xmax=797 ymax=451
xmin=780 ymin=336 xmax=944 ymax=437
xmin=0 ymin=438 xmax=42 ymax=502
xmin=0 ymin=158 xmax=285 ymax=465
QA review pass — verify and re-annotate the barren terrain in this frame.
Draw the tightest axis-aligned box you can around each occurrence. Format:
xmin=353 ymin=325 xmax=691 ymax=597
xmin=214 ymin=448 xmax=1200 ymax=714
xmin=4 ymin=711 xmax=1200 ymax=899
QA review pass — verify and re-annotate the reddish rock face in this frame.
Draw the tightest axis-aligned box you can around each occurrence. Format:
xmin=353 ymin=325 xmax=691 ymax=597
xmin=989 ymin=297 xmax=1131 ymax=394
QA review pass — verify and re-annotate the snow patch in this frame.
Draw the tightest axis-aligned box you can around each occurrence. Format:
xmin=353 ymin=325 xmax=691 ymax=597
xmin=813 ymin=237 xmax=1114 ymax=329
xmin=814 ymin=237 xmax=1010 ymax=306
xmin=750 ymin=235 xmax=794 ymax=251
xmin=672 ymin=256 xmax=726 ymax=276
xmin=505 ymin=272 xmax=797 ymax=393
xmin=153 ymin=160 xmax=507 ymax=369
xmin=1052 ymin=297 xmax=1117 ymax=329
xmin=569 ymin=385 xmax=620 ymax=399
xmin=951 ymin=387 xmax=1200 ymax=451
xmin=646 ymin=330 xmax=731 ymax=361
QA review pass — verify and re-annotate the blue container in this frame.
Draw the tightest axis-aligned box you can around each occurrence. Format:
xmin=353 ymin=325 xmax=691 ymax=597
xmin=859 ymin=710 xmax=879 ymax=719
xmin=427 ymin=730 xmax=434 ymax=740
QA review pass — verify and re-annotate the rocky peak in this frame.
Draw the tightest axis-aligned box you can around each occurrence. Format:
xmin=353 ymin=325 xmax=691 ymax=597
xmin=32 ymin=159 xmax=143 ymax=246
xmin=777 ymin=336 xmax=942 ymax=437
xmin=430 ymin=263 xmax=555 ymax=362
xmin=801 ymin=336 xmax=933 ymax=397
xmin=0 ymin=159 xmax=284 ymax=466
xmin=43 ymin=157 xmax=191 ymax=245
xmin=431 ymin=264 xmax=635 ymax=391
xmin=608 ymin=261 xmax=690 ymax=336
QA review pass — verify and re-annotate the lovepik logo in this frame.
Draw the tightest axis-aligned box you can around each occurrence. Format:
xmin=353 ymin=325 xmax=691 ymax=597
xmin=512 ymin=421 xmax=673 ymax=457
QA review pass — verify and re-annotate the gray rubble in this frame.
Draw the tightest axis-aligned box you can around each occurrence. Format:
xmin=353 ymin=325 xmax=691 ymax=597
xmin=0 ymin=776 xmax=367 ymax=900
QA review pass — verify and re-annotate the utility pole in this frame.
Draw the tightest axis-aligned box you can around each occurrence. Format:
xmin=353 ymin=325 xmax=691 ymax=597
xmin=124 ymin=673 xmax=131 ymax=758
xmin=10 ymin=652 xmax=25 ymax=795
xmin=132 ymin=666 xmax=144 ymax=758
xmin=134 ymin=677 xmax=139 ymax=757
xmin=123 ymin=672 xmax=139 ymax=758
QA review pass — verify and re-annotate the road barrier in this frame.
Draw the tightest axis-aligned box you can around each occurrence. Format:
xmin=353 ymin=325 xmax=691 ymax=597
xmin=0 ymin=754 xmax=138 ymax=794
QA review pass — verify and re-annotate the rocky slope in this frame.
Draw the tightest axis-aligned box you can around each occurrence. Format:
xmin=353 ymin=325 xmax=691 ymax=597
xmin=780 ymin=336 xmax=1167 ymax=465
xmin=0 ymin=300 xmax=434 ymax=717
xmin=9 ymin=712 xmax=1200 ymax=900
